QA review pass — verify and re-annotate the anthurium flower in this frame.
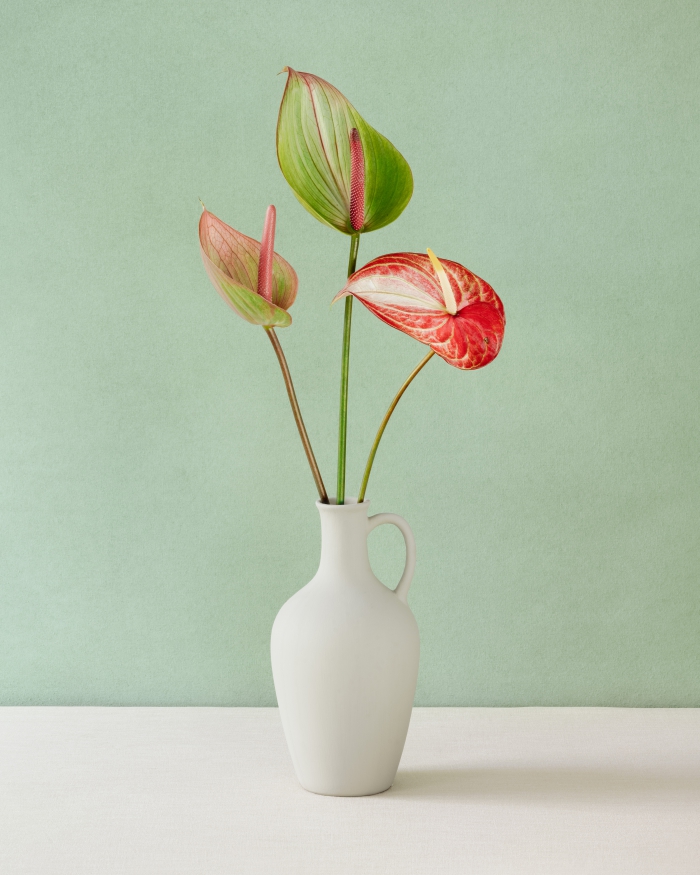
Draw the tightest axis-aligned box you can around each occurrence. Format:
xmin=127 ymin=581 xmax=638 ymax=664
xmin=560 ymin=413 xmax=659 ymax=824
xmin=276 ymin=68 xmax=413 ymax=235
xmin=199 ymin=206 xmax=297 ymax=328
xmin=334 ymin=252 xmax=505 ymax=369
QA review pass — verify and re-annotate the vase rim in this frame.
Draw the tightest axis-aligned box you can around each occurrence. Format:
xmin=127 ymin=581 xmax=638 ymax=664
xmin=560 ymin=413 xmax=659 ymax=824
xmin=316 ymin=497 xmax=369 ymax=510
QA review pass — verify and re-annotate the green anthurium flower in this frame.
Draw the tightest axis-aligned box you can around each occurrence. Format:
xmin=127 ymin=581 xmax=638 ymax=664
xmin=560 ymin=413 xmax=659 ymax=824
xmin=276 ymin=68 xmax=413 ymax=235
xmin=199 ymin=205 xmax=297 ymax=328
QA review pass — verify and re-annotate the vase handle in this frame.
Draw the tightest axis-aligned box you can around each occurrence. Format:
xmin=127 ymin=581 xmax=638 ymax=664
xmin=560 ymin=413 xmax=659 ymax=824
xmin=367 ymin=513 xmax=416 ymax=604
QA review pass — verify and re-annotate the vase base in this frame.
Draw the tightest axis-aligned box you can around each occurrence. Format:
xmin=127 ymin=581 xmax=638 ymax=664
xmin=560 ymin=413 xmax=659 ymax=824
xmin=300 ymin=781 xmax=393 ymax=798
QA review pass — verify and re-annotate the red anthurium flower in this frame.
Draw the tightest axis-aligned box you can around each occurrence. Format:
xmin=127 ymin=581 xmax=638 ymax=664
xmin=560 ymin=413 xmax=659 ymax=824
xmin=333 ymin=251 xmax=505 ymax=369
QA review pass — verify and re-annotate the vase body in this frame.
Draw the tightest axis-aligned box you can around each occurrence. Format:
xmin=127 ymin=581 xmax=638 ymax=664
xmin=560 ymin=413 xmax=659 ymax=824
xmin=271 ymin=499 xmax=419 ymax=796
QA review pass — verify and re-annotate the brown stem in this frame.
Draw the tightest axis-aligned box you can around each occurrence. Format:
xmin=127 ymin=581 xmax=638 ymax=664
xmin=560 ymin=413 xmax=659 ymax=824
xmin=265 ymin=328 xmax=329 ymax=503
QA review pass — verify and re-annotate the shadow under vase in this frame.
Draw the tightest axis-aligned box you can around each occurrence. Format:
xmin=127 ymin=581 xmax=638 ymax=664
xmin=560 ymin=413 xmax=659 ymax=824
xmin=389 ymin=766 xmax=700 ymax=804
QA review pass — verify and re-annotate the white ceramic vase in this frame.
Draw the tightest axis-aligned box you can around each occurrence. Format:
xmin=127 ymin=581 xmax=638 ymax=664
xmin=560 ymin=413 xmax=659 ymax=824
xmin=271 ymin=498 xmax=420 ymax=797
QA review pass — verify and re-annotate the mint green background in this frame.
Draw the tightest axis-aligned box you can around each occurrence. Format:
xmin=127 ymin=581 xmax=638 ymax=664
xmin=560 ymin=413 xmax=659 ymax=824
xmin=1 ymin=0 xmax=698 ymax=705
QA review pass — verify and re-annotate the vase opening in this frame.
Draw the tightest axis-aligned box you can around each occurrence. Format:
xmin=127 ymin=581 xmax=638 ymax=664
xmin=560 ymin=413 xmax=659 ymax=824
xmin=318 ymin=497 xmax=368 ymax=508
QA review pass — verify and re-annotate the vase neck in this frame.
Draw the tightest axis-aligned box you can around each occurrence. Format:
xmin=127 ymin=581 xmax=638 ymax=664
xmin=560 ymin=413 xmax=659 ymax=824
xmin=317 ymin=500 xmax=372 ymax=580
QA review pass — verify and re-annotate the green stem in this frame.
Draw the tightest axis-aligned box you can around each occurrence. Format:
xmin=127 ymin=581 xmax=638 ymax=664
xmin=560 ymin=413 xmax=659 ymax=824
xmin=265 ymin=327 xmax=329 ymax=503
xmin=358 ymin=350 xmax=435 ymax=503
xmin=336 ymin=233 xmax=360 ymax=504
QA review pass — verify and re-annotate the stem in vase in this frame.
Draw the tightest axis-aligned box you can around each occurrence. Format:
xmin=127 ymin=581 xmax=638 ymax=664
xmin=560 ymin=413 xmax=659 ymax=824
xmin=358 ymin=349 xmax=435 ymax=503
xmin=336 ymin=232 xmax=360 ymax=504
xmin=265 ymin=327 xmax=329 ymax=503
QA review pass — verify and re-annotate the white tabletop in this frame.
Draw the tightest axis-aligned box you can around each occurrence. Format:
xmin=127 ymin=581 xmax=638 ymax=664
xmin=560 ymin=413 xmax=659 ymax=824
xmin=1 ymin=707 xmax=699 ymax=874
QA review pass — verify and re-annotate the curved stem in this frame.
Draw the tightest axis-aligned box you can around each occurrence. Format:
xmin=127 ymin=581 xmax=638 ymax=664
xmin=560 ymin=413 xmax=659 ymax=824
xmin=336 ymin=232 xmax=361 ymax=504
xmin=358 ymin=350 xmax=435 ymax=503
xmin=265 ymin=328 xmax=329 ymax=503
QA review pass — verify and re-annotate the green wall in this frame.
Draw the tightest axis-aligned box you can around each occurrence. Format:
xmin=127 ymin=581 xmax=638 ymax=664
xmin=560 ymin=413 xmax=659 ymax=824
xmin=1 ymin=0 xmax=698 ymax=705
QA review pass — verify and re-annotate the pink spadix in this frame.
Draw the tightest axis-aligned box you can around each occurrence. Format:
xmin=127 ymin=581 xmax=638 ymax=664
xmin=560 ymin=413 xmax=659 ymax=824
xmin=349 ymin=128 xmax=365 ymax=232
xmin=257 ymin=205 xmax=276 ymax=302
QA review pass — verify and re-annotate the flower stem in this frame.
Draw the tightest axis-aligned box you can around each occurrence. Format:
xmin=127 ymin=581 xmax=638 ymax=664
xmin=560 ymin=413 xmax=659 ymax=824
xmin=336 ymin=232 xmax=360 ymax=504
xmin=358 ymin=349 xmax=435 ymax=503
xmin=265 ymin=327 xmax=329 ymax=503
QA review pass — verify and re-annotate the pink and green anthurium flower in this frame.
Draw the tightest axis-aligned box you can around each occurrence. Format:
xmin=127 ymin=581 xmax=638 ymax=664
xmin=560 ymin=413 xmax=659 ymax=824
xmin=199 ymin=205 xmax=298 ymax=328
xmin=333 ymin=250 xmax=505 ymax=369
xmin=276 ymin=68 xmax=413 ymax=235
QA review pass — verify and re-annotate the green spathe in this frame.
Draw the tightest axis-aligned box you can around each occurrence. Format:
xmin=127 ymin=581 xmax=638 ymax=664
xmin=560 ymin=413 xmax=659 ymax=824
xmin=216 ymin=274 xmax=292 ymax=328
xmin=276 ymin=68 xmax=413 ymax=235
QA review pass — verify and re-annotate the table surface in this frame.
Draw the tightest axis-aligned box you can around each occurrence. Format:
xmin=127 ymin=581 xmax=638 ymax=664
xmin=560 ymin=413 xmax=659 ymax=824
xmin=1 ymin=707 xmax=699 ymax=874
